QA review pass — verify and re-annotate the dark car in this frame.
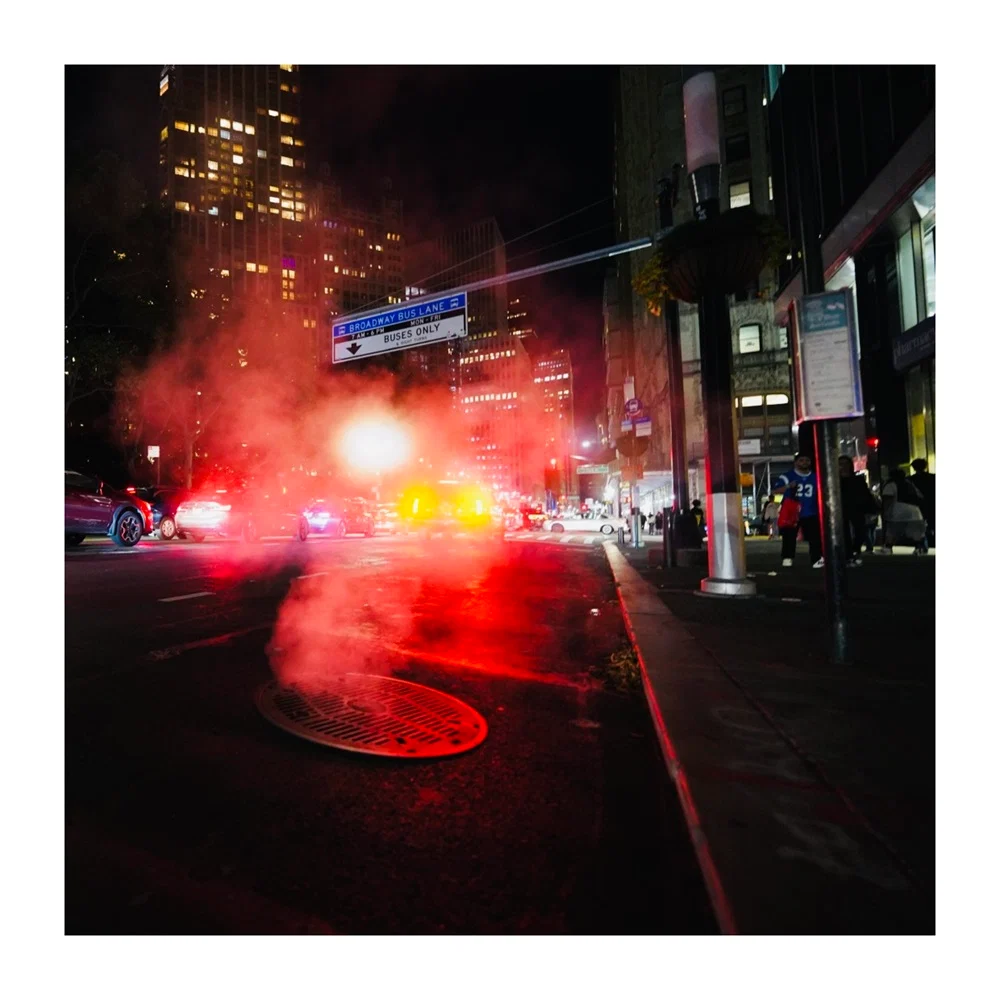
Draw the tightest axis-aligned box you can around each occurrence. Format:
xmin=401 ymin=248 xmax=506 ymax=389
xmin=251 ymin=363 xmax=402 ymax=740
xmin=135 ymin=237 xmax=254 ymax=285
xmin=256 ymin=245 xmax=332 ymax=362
xmin=65 ymin=471 xmax=153 ymax=548
xmin=174 ymin=487 xmax=309 ymax=543
xmin=135 ymin=486 xmax=187 ymax=540
xmin=305 ymin=497 xmax=375 ymax=538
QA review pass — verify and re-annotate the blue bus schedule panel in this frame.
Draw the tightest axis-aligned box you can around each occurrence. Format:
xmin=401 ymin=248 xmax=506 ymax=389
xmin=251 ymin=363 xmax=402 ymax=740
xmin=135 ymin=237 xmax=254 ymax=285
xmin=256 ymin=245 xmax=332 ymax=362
xmin=332 ymin=293 xmax=468 ymax=363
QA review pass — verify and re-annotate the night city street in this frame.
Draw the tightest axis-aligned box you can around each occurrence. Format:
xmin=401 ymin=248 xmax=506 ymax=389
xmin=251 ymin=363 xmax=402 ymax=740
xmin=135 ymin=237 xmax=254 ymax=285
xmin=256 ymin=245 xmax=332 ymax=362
xmin=66 ymin=533 xmax=714 ymax=934
xmin=11 ymin=10 xmax=988 ymax=992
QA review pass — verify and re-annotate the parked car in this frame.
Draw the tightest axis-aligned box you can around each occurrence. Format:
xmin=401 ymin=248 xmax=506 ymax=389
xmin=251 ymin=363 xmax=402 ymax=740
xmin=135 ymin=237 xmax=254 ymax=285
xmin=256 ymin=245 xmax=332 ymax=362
xmin=174 ymin=488 xmax=309 ymax=543
xmin=65 ymin=471 xmax=153 ymax=548
xmin=373 ymin=503 xmax=401 ymax=535
xmin=543 ymin=513 xmax=625 ymax=535
xmin=135 ymin=486 xmax=188 ymax=540
xmin=305 ymin=498 xmax=375 ymax=538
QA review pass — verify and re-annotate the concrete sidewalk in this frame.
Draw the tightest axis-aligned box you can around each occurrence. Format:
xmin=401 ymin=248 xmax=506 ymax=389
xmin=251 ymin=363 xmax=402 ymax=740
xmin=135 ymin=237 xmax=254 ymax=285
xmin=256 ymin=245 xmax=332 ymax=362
xmin=604 ymin=539 xmax=934 ymax=934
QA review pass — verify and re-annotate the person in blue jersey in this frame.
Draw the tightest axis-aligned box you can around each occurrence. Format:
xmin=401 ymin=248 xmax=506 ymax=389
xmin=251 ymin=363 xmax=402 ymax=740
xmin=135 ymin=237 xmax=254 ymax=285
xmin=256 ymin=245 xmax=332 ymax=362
xmin=774 ymin=453 xmax=823 ymax=568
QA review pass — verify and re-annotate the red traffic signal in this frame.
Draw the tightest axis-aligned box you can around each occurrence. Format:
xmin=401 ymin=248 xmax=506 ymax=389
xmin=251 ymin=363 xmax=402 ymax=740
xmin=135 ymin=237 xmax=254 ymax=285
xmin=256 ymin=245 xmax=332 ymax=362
xmin=866 ymin=437 xmax=879 ymax=450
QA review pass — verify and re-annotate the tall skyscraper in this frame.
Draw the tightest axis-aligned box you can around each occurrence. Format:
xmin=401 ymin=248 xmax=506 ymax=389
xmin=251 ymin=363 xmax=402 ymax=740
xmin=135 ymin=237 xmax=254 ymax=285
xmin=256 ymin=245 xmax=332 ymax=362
xmin=405 ymin=220 xmax=535 ymax=495
xmin=158 ymin=64 xmax=318 ymax=360
xmin=311 ymin=172 xmax=405 ymax=363
xmin=533 ymin=349 xmax=577 ymax=503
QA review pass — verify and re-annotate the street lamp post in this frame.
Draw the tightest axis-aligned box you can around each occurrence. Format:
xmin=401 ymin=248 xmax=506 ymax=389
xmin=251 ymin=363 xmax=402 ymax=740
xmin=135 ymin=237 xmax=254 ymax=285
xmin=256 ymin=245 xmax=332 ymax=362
xmin=683 ymin=68 xmax=755 ymax=597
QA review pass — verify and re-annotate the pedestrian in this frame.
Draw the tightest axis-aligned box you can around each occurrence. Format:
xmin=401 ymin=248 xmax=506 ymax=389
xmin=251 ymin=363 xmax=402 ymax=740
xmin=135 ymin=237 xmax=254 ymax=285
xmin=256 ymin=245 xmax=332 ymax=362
xmin=654 ymin=510 xmax=663 ymax=533
xmin=838 ymin=456 xmax=878 ymax=566
xmin=690 ymin=499 xmax=705 ymax=534
xmin=640 ymin=511 xmax=647 ymax=533
xmin=762 ymin=496 xmax=780 ymax=539
xmin=908 ymin=458 xmax=935 ymax=551
xmin=880 ymin=469 xmax=925 ymax=554
xmin=774 ymin=453 xmax=822 ymax=568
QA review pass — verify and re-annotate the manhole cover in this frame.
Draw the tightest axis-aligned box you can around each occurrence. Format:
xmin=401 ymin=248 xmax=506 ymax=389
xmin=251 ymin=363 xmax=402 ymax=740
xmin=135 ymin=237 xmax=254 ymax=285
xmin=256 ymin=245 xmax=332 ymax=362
xmin=255 ymin=674 xmax=488 ymax=758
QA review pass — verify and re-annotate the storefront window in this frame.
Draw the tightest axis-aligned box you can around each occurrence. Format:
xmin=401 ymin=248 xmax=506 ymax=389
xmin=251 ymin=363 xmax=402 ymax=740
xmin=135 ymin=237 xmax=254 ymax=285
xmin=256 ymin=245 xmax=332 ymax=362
xmin=922 ymin=218 xmax=936 ymax=316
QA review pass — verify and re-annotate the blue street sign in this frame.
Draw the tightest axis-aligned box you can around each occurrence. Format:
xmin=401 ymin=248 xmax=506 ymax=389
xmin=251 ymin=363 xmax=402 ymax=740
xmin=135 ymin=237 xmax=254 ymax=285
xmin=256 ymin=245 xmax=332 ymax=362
xmin=332 ymin=292 xmax=468 ymax=363
xmin=625 ymin=397 xmax=643 ymax=417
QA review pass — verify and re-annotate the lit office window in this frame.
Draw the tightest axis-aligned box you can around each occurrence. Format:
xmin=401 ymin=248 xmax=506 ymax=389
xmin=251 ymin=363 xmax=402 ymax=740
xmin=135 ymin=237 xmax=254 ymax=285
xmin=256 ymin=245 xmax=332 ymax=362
xmin=281 ymin=156 xmax=294 ymax=167
xmin=738 ymin=324 xmax=761 ymax=353
xmin=233 ymin=121 xmax=243 ymax=132
xmin=246 ymin=262 xmax=257 ymax=272
xmin=174 ymin=201 xmax=190 ymax=212
xmin=730 ymin=181 xmax=751 ymax=209
xmin=258 ymin=149 xmax=267 ymax=158
xmin=220 ymin=118 xmax=231 ymax=128
xmin=208 ymin=160 xmax=219 ymax=170
xmin=233 ymin=154 xmax=244 ymax=165
xmin=160 ymin=75 xmax=169 ymax=96
xmin=245 ymin=124 xmax=255 ymax=135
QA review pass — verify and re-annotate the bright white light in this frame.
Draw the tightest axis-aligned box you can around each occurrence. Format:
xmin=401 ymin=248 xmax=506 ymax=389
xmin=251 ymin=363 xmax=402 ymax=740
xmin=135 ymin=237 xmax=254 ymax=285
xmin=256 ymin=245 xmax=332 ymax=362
xmin=340 ymin=418 xmax=412 ymax=473
xmin=582 ymin=440 xmax=592 ymax=448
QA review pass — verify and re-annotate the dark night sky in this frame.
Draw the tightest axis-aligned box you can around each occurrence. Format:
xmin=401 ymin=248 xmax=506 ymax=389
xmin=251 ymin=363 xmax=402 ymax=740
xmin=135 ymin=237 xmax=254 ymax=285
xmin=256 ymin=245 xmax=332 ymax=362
xmin=65 ymin=65 xmax=615 ymax=437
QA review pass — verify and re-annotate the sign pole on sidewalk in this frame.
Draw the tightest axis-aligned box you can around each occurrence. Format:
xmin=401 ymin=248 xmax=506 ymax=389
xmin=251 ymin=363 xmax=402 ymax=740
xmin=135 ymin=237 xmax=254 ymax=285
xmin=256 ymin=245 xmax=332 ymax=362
xmin=790 ymin=94 xmax=856 ymax=664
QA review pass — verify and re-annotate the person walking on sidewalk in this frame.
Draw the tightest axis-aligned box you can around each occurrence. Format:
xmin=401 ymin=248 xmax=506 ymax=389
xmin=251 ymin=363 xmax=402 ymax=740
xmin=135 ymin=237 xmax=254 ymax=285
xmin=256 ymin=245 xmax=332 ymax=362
xmin=654 ymin=510 xmax=663 ymax=534
xmin=774 ymin=453 xmax=822 ymax=568
xmin=762 ymin=496 xmax=780 ymax=539
xmin=908 ymin=458 xmax=935 ymax=551
xmin=838 ymin=456 xmax=878 ymax=566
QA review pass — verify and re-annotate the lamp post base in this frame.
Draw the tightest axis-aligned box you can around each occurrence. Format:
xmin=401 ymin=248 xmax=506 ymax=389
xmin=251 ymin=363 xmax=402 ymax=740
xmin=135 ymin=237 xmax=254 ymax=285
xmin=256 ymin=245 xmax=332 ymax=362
xmin=699 ymin=576 xmax=757 ymax=597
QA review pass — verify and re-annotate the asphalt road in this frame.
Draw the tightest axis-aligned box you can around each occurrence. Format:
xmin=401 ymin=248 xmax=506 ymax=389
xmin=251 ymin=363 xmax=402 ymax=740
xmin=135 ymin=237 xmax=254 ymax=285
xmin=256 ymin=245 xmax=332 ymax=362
xmin=65 ymin=532 xmax=716 ymax=933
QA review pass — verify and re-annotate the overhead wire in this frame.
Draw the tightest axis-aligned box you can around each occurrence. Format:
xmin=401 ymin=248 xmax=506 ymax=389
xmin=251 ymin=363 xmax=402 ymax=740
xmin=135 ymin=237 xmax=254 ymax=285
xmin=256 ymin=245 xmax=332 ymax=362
xmin=346 ymin=196 xmax=613 ymax=318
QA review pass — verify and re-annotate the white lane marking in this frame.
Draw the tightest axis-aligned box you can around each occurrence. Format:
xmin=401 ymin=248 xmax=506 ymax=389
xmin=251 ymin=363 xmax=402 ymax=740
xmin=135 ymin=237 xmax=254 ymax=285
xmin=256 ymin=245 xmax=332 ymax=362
xmin=158 ymin=591 xmax=213 ymax=603
xmin=294 ymin=572 xmax=328 ymax=580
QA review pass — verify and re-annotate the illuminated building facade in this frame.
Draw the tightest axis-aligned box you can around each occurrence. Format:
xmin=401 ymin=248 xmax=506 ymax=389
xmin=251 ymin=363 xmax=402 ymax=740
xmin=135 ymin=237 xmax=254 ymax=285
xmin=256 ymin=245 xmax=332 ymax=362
xmin=158 ymin=64 xmax=319 ymax=361
xmin=311 ymin=173 xmax=404 ymax=363
xmin=534 ymin=350 xmax=577 ymax=504
xmin=405 ymin=220 xmax=535 ymax=495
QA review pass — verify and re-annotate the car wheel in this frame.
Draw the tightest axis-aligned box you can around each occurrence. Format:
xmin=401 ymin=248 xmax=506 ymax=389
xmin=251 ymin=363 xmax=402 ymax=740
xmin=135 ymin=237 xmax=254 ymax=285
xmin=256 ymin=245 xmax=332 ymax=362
xmin=189 ymin=532 xmax=205 ymax=543
xmin=158 ymin=515 xmax=177 ymax=540
xmin=112 ymin=510 xmax=143 ymax=547
xmin=66 ymin=534 xmax=85 ymax=547
xmin=297 ymin=518 xmax=309 ymax=541
xmin=550 ymin=523 xmax=565 ymax=533
xmin=600 ymin=523 xmax=614 ymax=535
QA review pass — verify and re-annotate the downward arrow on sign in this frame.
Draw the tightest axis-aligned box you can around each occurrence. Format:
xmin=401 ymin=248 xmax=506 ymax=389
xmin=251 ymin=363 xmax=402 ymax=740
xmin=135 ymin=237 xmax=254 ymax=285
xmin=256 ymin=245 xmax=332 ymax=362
xmin=347 ymin=343 xmax=361 ymax=355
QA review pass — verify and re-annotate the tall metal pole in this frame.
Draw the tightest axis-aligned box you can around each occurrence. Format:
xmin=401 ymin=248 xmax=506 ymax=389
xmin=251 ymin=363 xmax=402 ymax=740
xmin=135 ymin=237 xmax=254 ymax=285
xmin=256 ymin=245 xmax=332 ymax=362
xmin=684 ymin=68 xmax=755 ymax=597
xmin=791 ymin=82 xmax=850 ymax=663
xmin=658 ymin=171 xmax=690 ymax=527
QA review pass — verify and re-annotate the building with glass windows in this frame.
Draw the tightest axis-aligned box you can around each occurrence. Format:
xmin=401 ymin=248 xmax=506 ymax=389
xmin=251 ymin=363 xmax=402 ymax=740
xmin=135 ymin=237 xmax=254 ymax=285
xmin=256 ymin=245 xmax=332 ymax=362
xmin=309 ymin=172 xmax=404 ymax=364
xmin=768 ymin=65 xmax=935 ymax=479
xmin=404 ymin=221 xmax=536 ymax=496
xmin=533 ymin=350 xmax=577 ymax=504
xmin=607 ymin=66 xmax=791 ymax=519
xmin=158 ymin=64 xmax=319 ymax=362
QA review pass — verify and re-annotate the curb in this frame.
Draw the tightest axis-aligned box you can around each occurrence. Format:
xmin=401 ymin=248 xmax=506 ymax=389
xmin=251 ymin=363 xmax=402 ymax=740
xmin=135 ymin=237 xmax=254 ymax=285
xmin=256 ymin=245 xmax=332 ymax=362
xmin=603 ymin=541 xmax=738 ymax=935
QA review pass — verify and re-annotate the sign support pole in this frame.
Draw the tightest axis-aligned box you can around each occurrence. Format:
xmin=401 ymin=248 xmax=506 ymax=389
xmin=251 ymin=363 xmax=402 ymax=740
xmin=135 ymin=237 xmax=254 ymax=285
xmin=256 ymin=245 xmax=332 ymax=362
xmin=658 ymin=170 xmax=689 ymax=567
xmin=792 ymin=93 xmax=851 ymax=664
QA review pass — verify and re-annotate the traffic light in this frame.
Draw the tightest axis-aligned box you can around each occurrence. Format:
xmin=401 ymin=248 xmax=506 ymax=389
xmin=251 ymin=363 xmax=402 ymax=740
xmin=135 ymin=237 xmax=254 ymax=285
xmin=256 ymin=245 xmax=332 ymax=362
xmin=866 ymin=436 xmax=879 ymax=450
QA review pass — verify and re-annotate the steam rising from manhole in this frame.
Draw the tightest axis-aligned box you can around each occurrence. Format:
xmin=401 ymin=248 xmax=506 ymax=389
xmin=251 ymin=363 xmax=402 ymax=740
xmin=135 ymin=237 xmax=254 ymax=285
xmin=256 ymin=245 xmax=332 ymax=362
xmin=255 ymin=673 xmax=488 ymax=758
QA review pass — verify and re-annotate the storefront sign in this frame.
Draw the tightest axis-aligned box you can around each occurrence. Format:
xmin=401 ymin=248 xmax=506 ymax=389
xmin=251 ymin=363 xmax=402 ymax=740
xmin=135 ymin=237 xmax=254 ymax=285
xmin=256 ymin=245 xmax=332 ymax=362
xmin=892 ymin=316 xmax=935 ymax=372
xmin=791 ymin=288 xmax=864 ymax=423
xmin=577 ymin=464 xmax=610 ymax=475
xmin=738 ymin=438 xmax=761 ymax=456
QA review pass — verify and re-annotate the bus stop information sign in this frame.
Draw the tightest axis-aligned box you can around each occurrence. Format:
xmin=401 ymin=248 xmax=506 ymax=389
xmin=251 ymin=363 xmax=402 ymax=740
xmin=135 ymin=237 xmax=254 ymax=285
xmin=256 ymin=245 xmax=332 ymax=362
xmin=790 ymin=288 xmax=864 ymax=424
xmin=332 ymin=293 xmax=468 ymax=363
